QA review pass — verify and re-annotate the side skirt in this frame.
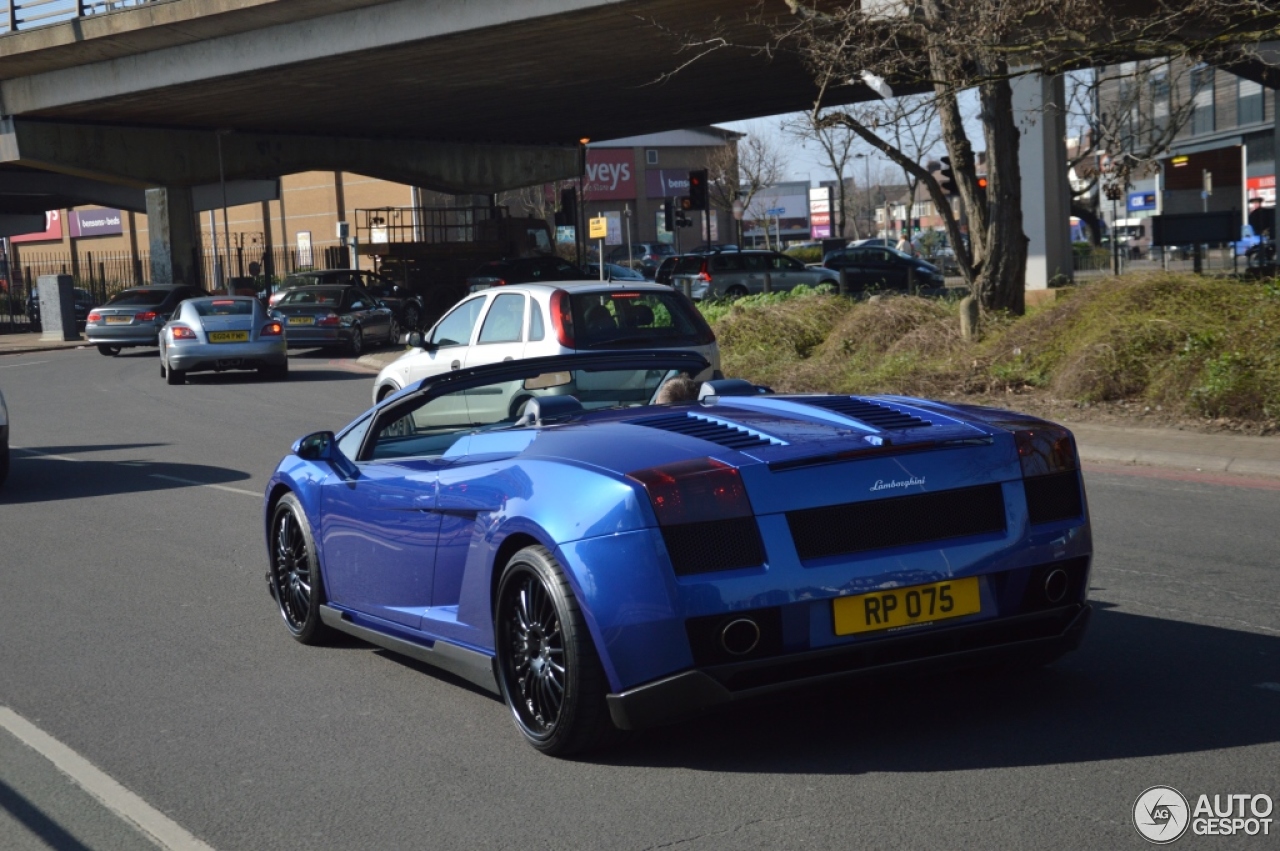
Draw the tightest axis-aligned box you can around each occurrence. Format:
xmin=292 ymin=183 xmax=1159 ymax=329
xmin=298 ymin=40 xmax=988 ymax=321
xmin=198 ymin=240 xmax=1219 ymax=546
xmin=319 ymin=605 xmax=500 ymax=695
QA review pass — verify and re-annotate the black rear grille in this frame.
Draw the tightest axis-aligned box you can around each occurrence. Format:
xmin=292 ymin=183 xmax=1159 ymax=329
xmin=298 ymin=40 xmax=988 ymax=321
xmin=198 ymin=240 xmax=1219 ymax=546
xmin=1025 ymin=471 xmax=1084 ymax=524
xmin=632 ymin=412 xmax=777 ymax=450
xmin=787 ymin=483 xmax=1006 ymax=561
xmin=662 ymin=517 xmax=766 ymax=575
xmin=801 ymin=397 xmax=930 ymax=430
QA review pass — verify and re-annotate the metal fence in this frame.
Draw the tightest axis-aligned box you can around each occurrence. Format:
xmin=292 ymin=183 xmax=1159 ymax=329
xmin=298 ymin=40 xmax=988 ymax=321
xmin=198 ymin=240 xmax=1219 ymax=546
xmin=0 ymin=240 xmax=350 ymax=334
xmin=2 ymin=0 xmax=161 ymax=34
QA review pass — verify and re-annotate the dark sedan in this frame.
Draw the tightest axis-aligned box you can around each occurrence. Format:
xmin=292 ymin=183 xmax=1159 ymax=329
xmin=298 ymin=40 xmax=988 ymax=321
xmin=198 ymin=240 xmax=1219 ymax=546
xmin=270 ymin=285 xmax=397 ymax=355
xmin=822 ymin=245 xmax=947 ymax=293
xmin=268 ymin=269 xmax=426 ymax=332
xmin=466 ymin=256 xmax=592 ymax=292
xmin=85 ymin=285 xmax=210 ymax=356
xmin=26 ymin=287 xmax=96 ymax=332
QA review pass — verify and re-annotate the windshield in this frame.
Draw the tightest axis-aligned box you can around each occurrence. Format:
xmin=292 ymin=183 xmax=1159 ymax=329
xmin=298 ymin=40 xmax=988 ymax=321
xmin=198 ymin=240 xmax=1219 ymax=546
xmin=364 ymin=367 xmax=679 ymax=461
xmin=278 ymin=287 xmax=345 ymax=307
xmin=105 ymin=289 xmax=171 ymax=306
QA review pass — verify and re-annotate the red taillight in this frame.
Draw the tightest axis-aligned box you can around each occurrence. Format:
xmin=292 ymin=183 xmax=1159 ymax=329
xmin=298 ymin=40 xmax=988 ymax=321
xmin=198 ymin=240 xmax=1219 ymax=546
xmin=698 ymin=260 xmax=711 ymax=283
xmin=628 ymin=458 xmax=753 ymax=526
xmin=495 ymin=278 xmax=508 ymax=286
xmin=261 ymin=322 xmax=283 ymax=337
xmin=136 ymin=311 xmax=158 ymax=322
xmin=212 ymin=299 xmax=235 ymax=305
xmin=170 ymin=325 xmax=197 ymax=340
xmin=316 ymin=313 xmax=340 ymax=327
xmin=549 ymin=289 xmax=575 ymax=348
xmin=1013 ymin=426 xmax=1076 ymax=477
xmin=87 ymin=311 xmax=101 ymax=323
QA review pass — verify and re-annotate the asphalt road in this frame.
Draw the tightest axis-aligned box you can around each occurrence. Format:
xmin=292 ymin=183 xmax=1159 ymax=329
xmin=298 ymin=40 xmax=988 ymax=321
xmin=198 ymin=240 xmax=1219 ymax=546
xmin=1 ymin=346 xmax=1278 ymax=851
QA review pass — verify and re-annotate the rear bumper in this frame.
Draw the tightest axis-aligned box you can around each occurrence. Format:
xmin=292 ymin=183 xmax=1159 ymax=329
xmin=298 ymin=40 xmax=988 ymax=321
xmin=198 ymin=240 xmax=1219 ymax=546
xmin=282 ymin=326 xmax=351 ymax=347
xmin=606 ymin=603 xmax=1091 ymax=731
xmin=167 ymin=340 xmax=287 ymax=372
xmin=86 ymin=325 xmax=162 ymax=346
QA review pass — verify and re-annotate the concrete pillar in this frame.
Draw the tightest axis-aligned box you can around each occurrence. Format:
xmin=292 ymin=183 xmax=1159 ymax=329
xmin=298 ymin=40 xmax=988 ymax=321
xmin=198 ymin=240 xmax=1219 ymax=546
xmin=1013 ymin=73 xmax=1073 ymax=289
xmin=146 ymin=186 xmax=199 ymax=286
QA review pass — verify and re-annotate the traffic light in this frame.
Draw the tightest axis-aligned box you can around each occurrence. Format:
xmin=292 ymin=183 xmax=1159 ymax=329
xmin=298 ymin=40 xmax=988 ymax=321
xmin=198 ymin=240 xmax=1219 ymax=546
xmin=688 ymin=169 xmax=709 ymax=210
xmin=976 ymin=176 xmax=989 ymax=208
xmin=939 ymin=156 xmax=957 ymax=195
xmin=556 ymin=187 xmax=577 ymax=227
xmin=664 ymin=197 xmax=675 ymax=232
xmin=676 ymin=196 xmax=693 ymax=227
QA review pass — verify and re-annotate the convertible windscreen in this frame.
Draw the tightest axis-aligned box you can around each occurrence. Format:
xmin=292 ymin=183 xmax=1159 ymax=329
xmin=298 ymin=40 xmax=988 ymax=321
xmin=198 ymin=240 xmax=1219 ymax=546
xmin=366 ymin=367 xmax=678 ymax=461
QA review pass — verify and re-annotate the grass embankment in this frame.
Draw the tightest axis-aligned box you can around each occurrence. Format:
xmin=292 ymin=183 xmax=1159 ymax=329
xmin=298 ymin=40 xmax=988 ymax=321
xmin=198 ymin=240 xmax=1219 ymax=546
xmin=701 ymin=274 xmax=1280 ymax=425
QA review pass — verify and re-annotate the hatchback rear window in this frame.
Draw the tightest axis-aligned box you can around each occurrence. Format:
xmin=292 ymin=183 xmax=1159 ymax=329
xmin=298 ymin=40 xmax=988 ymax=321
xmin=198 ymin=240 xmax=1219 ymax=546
xmin=673 ymin=256 xmax=704 ymax=274
xmin=192 ymin=299 xmax=255 ymax=316
xmin=105 ymin=289 xmax=170 ymax=306
xmin=569 ymin=290 xmax=713 ymax=349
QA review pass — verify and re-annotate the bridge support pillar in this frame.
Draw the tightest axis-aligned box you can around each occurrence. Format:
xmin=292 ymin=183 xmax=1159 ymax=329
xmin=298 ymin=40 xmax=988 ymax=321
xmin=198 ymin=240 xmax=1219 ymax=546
xmin=146 ymin=186 xmax=200 ymax=286
xmin=1014 ymin=73 xmax=1073 ymax=290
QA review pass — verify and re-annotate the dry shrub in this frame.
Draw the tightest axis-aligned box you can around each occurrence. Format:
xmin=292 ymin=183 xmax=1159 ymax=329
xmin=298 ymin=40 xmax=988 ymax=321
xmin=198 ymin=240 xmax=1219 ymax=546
xmin=712 ymin=294 xmax=853 ymax=387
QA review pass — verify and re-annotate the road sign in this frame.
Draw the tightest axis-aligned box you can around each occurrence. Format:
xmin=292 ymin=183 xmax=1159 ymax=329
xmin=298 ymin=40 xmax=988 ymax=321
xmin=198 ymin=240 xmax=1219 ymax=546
xmin=766 ymin=207 xmax=785 ymax=216
xmin=589 ymin=216 xmax=607 ymax=239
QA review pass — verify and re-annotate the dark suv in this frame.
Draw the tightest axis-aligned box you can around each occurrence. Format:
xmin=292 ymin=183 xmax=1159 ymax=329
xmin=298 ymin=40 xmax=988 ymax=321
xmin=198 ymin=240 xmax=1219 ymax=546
xmin=466 ymin=256 xmax=592 ymax=291
xmin=669 ymin=250 xmax=839 ymax=300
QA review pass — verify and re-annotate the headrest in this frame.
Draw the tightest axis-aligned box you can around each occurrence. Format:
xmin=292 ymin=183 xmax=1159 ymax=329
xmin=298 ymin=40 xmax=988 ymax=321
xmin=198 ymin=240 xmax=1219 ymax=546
xmin=698 ymin=379 xmax=765 ymax=400
xmin=515 ymin=395 xmax=584 ymax=427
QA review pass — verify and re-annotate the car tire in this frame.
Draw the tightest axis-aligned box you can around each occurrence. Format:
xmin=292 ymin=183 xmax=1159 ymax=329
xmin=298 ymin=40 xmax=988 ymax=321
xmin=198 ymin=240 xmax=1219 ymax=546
xmin=165 ymin=360 xmax=185 ymax=385
xmin=98 ymin=345 xmax=121 ymax=357
xmin=375 ymin=383 xmax=397 ymax=403
xmin=267 ymin=492 xmax=336 ymax=645
xmin=725 ymin=285 xmax=748 ymax=299
xmin=495 ymin=545 xmax=616 ymax=756
xmin=386 ymin=317 xmax=400 ymax=347
xmin=0 ymin=438 xmax=8 ymax=487
xmin=349 ymin=327 xmax=363 ymax=356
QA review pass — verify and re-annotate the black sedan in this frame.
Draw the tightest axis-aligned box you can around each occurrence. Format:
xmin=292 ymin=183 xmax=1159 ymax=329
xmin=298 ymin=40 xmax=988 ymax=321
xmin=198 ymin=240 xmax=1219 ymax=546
xmin=26 ymin=287 xmax=96 ymax=331
xmin=268 ymin=269 xmax=426 ymax=332
xmin=466 ymin=256 xmax=592 ymax=292
xmin=822 ymin=245 xmax=947 ymax=293
xmin=270 ymin=285 xmax=397 ymax=355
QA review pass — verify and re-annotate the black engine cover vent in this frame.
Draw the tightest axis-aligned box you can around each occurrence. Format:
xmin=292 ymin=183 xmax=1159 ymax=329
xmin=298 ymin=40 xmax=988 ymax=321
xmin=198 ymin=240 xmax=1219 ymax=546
xmin=631 ymin=412 xmax=782 ymax=451
xmin=800 ymin=397 xmax=931 ymax=431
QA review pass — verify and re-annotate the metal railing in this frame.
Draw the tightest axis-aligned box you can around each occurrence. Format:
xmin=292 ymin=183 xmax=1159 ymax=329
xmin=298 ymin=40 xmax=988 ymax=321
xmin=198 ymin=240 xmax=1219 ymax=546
xmin=2 ymin=0 xmax=161 ymax=35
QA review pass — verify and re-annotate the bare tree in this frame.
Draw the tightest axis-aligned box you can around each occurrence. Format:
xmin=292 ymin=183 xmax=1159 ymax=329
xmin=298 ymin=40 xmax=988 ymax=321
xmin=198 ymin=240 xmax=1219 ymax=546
xmin=707 ymin=129 xmax=785 ymax=247
xmin=783 ymin=109 xmax=859 ymax=238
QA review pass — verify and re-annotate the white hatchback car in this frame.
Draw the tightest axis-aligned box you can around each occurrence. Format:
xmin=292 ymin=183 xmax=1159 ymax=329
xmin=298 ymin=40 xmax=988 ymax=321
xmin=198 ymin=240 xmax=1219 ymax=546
xmin=372 ymin=281 xmax=721 ymax=404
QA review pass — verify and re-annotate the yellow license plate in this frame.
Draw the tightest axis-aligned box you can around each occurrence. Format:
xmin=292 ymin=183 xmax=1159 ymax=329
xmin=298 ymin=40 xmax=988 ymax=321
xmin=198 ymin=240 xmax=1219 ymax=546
xmin=833 ymin=577 xmax=981 ymax=636
xmin=287 ymin=316 xmax=314 ymax=325
xmin=208 ymin=331 xmax=249 ymax=343
xmin=105 ymin=315 xmax=131 ymax=324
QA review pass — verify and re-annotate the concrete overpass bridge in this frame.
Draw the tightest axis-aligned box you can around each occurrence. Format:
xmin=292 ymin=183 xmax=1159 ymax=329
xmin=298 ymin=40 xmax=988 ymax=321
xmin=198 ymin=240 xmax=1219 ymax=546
xmin=4 ymin=0 xmax=1265 ymax=288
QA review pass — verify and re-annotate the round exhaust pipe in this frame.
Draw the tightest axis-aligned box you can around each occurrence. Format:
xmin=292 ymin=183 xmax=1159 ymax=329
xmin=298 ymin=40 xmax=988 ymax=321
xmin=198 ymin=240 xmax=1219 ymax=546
xmin=720 ymin=618 xmax=761 ymax=656
xmin=1044 ymin=568 xmax=1069 ymax=604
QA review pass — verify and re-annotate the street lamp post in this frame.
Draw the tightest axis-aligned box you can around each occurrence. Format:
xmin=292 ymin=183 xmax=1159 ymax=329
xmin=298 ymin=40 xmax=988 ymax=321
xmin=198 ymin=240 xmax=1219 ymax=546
xmin=732 ymin=198 xmax=744 ymax=252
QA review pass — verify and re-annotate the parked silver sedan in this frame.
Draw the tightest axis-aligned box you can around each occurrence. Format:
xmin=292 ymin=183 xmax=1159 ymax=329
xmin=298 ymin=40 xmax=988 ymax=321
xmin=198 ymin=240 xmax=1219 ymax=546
xmin=159 ymin=296 xmax=288 ymax=385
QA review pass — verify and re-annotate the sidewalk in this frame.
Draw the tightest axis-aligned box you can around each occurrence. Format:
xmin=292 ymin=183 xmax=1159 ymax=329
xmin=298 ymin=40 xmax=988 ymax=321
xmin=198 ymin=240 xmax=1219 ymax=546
xmin=6 ymin=332 xmax=1280 ymax=479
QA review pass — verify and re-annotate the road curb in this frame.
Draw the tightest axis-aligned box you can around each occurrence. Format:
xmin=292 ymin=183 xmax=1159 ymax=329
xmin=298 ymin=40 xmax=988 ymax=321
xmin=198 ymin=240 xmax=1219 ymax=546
xmin=1078 ymin=443 xmax=1280 ymax=479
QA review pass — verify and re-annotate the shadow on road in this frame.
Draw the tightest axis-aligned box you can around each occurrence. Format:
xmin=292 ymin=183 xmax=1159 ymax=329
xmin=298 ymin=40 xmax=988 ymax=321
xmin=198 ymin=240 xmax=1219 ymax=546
xmin=591 ymin=603 xmax=1280 ymax=771
xmin=179 ymin=368 xmax=368 ymax=385
xmin=2 ymin=448 xmax=253 ymax=504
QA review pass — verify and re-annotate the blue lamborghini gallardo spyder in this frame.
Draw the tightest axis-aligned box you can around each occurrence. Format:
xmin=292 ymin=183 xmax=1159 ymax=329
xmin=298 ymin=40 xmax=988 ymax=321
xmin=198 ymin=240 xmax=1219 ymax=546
xmin=264 ymin=350 xmax=1091 ymax=755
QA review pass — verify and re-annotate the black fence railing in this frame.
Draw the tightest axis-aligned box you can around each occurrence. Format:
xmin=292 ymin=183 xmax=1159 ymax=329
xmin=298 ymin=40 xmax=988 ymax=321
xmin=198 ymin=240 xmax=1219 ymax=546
xmin=0 ymin=240 xmax=350 ymax=334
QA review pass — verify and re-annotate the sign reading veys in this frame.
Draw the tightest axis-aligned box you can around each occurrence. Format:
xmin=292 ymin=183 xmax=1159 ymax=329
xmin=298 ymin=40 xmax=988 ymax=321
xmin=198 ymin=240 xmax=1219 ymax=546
xmin=589 ymin=217 xmax=608 ymax=239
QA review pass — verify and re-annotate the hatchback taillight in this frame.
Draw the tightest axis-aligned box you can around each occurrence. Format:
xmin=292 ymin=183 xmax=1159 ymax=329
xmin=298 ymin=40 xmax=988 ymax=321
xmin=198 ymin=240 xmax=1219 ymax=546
xmin=87 ymin=311 xmax=101 ymax=323
xmin=261 ymin=322 xmax=283 ymax=337
xmin=170 ymin=325 xmax=196 ymax=340
xmin=549 ymin=290 xmax=574 ymax=348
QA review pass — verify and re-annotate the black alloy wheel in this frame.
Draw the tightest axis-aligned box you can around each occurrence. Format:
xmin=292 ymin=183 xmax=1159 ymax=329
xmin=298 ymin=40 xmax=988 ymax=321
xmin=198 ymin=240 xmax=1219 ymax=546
xmin=386 ymin=316 xmax=400 ymax=347
xmin=97 ymin=345 xmax=121 ymax=356
xmin=267 ymin=493 xmax=333 ymax=644
xmin=349 ymin=326 xmax=363 ymax=356
xmin=495 ymin=546 xmax=615 ymax=755
xmin=725 ymin=285 xmax=749 ymax=299
xmin=402 ymin=304 xmax=421 ymax=333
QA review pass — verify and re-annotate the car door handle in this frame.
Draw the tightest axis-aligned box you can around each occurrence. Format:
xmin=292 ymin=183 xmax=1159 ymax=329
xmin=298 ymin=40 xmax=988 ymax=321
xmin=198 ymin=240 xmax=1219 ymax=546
xmin=451 ymin=360 xmax=460 ymax=370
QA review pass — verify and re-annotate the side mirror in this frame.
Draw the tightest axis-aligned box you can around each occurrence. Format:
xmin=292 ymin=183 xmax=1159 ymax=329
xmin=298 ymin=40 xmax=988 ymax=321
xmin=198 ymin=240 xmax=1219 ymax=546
xmin=407 ymin=331 xmax=425 ymax=349
xmin=294 ymin=431 xmax=337 ymax=461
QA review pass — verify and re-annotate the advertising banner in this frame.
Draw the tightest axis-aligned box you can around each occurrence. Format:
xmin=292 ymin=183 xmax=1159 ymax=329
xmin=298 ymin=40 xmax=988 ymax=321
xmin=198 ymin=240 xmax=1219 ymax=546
xmin=1127 ymin=192 xmax=1157 ymax=212
xmin=645 ymin=170 xmax=692 ymax=198
xmin=12 ymin=210 xmax=63 ymax=244
xmin=583 ymin=150 xmax=637 ymax=201
xmin=810 ymin=211 xmax=832 ymax=239
xmin=1247 ymin=175 xmax=1275 ymax=205
xmin=69 ymin=208 xmax=124 ymax=238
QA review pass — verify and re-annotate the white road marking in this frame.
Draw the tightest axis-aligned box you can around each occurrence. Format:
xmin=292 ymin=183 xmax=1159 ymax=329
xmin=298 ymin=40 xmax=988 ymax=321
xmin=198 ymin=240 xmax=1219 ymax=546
xmin=13 ymin=447 xmax=82 ymax=462
xmin=149 ymin=474 xmax=260 ymax=497
xmin=0 ymin=707 xmax=217 ymax=851
xmin=0 ymin=360 xmax=49 ymax=368
xmin=1257 ymin=682 xmax=1280 ymax=693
